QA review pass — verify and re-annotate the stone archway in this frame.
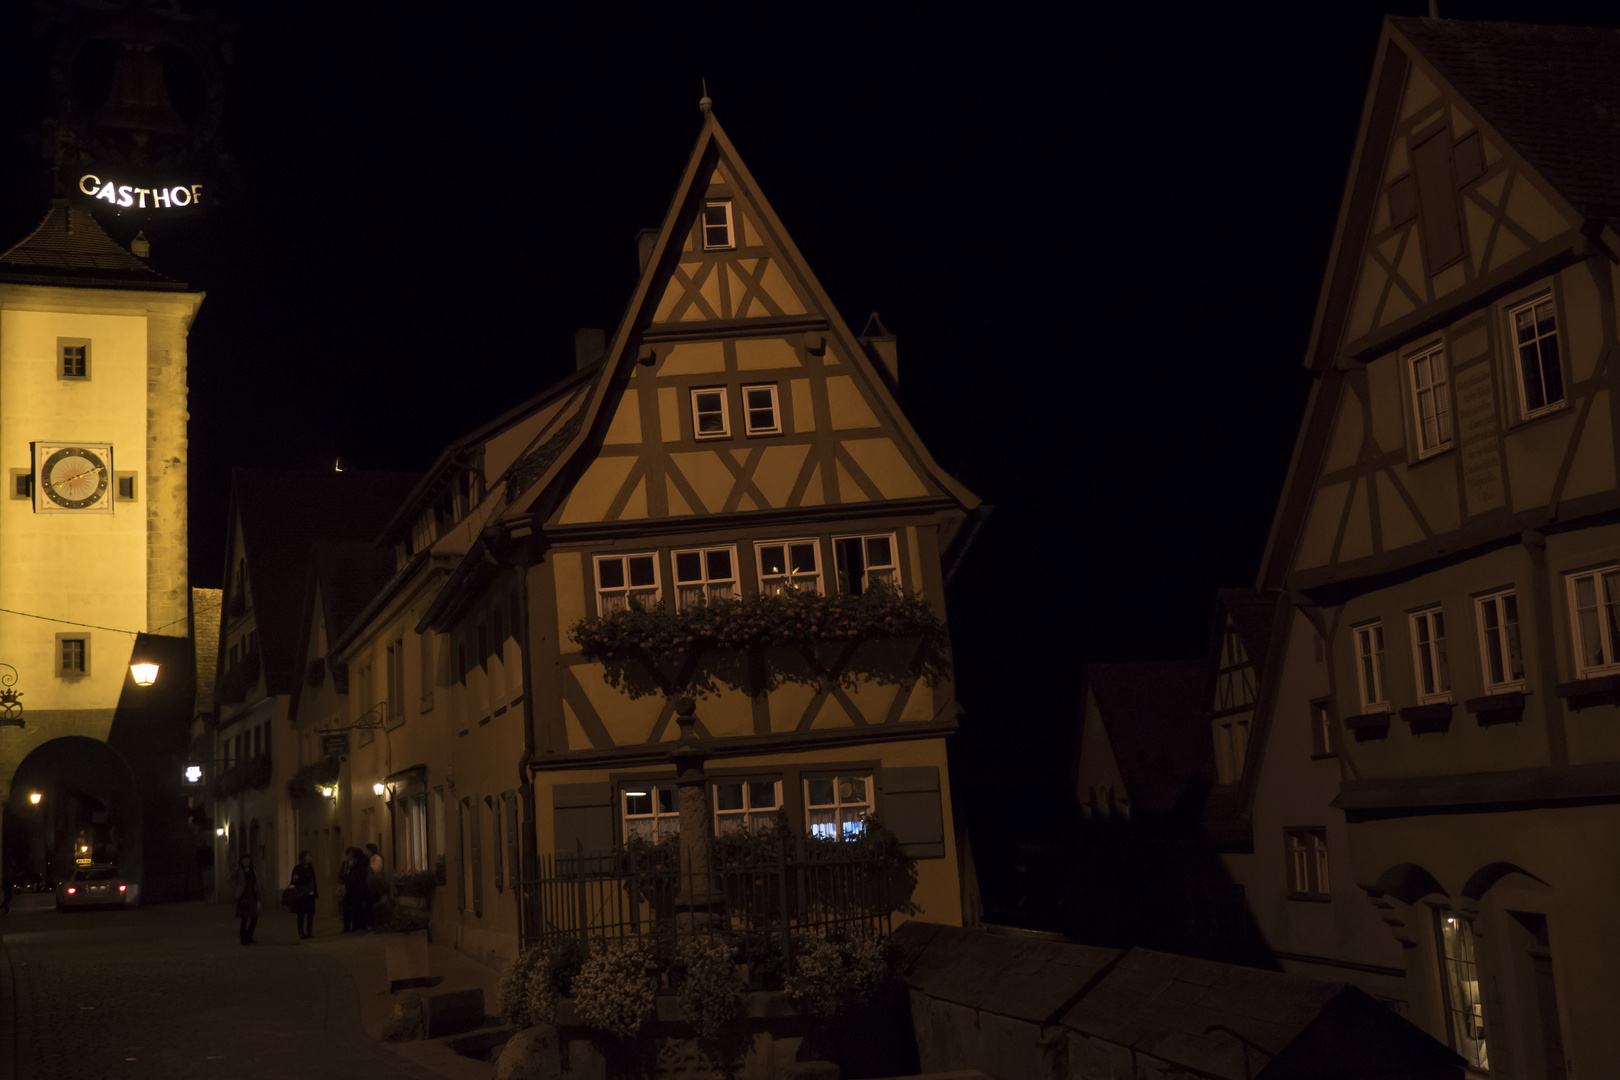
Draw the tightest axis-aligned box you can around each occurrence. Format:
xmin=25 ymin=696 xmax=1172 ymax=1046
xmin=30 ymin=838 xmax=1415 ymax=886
xmin=4 ymin=736 xmax=143 ymax=895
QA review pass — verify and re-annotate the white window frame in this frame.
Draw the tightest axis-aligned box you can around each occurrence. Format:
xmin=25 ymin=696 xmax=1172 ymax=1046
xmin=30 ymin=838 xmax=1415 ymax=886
xmin=712 ymin=777 xmax=783 ymax=835
xmin=593 ymin=552 xmax=661 ymax=616
xmin=1409 ymin=606 xmax=1451 ymax=704
xmin=804 ymin=773 xmax=872 ymax=841
xmin=622 ymin=782 xmax=679 ymax=842
xmin=691 ymin=387 xmax=731 ymax=440
xmin=702 ymin=200 xmax=735 ymax=251
xmin=756 ymin=538 xmax=822 ymax=596
xmin=1508 ymin=293 xmax=1565 ymax=420
xmin=1284 ymin=827 xmax=1330 ymax=900
xmin=1353 ymin=621 xmax=1388 ymax=712
xmin=832 ymin=533 xmax=899 ymax=596
xmin=1475 ymin=588 xmax=1525 ymax=691
xmin=1566 ymin=566 xmax=1620 ymax=677
xmin=741 ymin=384 xmax=782 ymax=436
xmin=672 ymin=544 xmax=738 ymax=609
xmin=1407 ymin=343 xmax=1453 ymax=457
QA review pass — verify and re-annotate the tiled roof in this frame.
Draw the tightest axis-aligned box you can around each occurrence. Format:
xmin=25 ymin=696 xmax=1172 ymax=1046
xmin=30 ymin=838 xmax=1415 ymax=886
xmin=311 ymin=540 xmax=399 ymax=645
xmin=191 ymin=588 xmax=222 ymax=715
xmin=1394 ymin=16 xmax=1620 ymax=223
xmin=1082 ymin=661 xmax=1211 ymax=819
xmin=231 ymin=469 xmax=420 ymax=697
xmin=0 ymin=200 xmax=187 ymax=290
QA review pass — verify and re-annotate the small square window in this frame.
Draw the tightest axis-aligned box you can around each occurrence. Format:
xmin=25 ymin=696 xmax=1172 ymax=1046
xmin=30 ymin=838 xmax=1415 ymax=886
xmin=702 ymin=201 xmax=734 ymax=250
xmin=691 ymin=388 xmax=730 ymax=439
xmin=623 ymin=783 xmax=679 ymax=841
xmin=1508 ymin=294 xmax=1564 ymax=419
xmin=595 ymin=553 xmax=660 ymax=615
xmin=673 ymin=545 xmax=736 ymax=608
xmin=805 ymin=774 xmax=872 ymax=841
xmin=56 ymin=633 xmax=90 ymax=677
xmin=1408 ymin=344 xmax=1453 ymax=456
xmin=57 ymin=338 xmax=90 ymax=380
xmin=115 ymin=472 xmax=138 ymax=502
xmin=713 ymin=778 xmax=782 ymax=835
xmin=742 ymin=384 xmax=781 ymax=435
xmin=833 ymin=533 xmax=898 ymax=596
xmin=1284 ymin=827 xmax=1330 ymax=899
xmin=10 ymin=469 xmax=32 ymax=500
xmin=757 ymin=539 xmax=822 ymax=595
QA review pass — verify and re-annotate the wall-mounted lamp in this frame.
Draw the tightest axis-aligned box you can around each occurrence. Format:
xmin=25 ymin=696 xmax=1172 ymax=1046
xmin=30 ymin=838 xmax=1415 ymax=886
xmin=130 ymin=662 xmax=159 ymax=686
xmin=318 ymin=785 xmax=336 ymax=798
xmin=373 ymin=782 xmax=386 ymax=796
xmin=215 ymin=826 xmax=225 ymax=836
xmin=28 ymin=791 xmax=41 ymax=805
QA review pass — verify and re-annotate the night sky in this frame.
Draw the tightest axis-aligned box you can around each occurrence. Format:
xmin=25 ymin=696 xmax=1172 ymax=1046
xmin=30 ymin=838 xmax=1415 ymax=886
xmin=4 ymin=2 xmax=1620 ymax=869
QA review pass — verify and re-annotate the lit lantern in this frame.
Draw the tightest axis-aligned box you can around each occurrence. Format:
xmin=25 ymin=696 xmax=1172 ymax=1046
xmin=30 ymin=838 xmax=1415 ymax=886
xmin=373 ymin=782 xmax=385 ymax=796
xmin=130 ymin=662 xmax=159 ymax=686
xmin=28 ymin=791 xmax=41 ymax=805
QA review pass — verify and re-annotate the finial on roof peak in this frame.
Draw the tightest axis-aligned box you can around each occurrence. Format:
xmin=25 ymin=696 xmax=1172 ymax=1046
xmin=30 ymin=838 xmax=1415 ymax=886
xmin=699 ymin=78 xmax=712 ymax=116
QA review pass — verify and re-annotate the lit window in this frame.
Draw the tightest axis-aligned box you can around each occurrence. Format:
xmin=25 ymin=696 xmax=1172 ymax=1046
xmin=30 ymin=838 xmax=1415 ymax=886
xmin=1284 ymin=827 xmax=1330 ymax=899
xmin=713 ymin=779 xmax=782 ymax=835
xmin=1509 ymin=295 xmax=1563 ymax=418
xmin=623 ymin=783 xmax=678 ymax=841
xmin=1436 ymin=912 xmax=1490 ymax=1071
xmin=1567 ymin=567 xmax=1620 ymax=677
xmin=833 ymin=534 xmax=898 ymax=596
xmin=805 ymin=774 xmax=871 ymax=840
xmin=1476 ymin=590 xmax=1525 ymax=689
xmin=742 ymin=384 xmax=781 ymax=435
xmin=1354 ymin=622 xmax=1388 ymax=711
xmin=595 ymin=553 xmax=660 ymax=615
xmin=1309 ymin=699 xmax=1336 ymax=757
xmin=1408 ymin=345 xmax=1453 ymax=455
xmin=757 ymin=539 xmax=821 ymax=595
xmin=691 ymin=388 xmax=730 ymax=439
xmin=673 ymin=546 xmax=736 ymax=608
xmin=702 ymin=201 xmax=734 ymax=250
xmin=1410 ymin=607 xmax=1451 ymax=703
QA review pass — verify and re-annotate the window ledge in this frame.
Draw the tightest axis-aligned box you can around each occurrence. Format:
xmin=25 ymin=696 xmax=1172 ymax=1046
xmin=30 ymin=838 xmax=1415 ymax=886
xmin=1309 ymin=751 xmax=1340 ymax=761
xmin=1286 ymin=894 xmax=1333 ymax=904
xmin=1465 ymin=691 xmax=1526 ymax=726
xmin=1343 ymin=711 xmax=1392 ymax=741
xmin=1555 ymin=674 xmax=1620 ymax=710
xmin=1400 ymin=702 xmax=1454 ymax=734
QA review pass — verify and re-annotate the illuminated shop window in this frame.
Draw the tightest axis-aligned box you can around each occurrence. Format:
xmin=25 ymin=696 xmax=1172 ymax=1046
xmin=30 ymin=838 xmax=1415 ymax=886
xmin=1437 ymin=912 xmax=1490 ymax=1071
xmin=805 ymin=775 xmax=871 ymax=841
xmin=702 ymin=201 xmax=734 ymax=250
xmin=674 ymin=546 xmax=736 ymax=608
xmin=691 ymin=388 xmax=730 ymax=439
xmin=756 ymin=539 xmax=821 ymax=595
xmin=595 ymin=553 xmax=660 ymax=615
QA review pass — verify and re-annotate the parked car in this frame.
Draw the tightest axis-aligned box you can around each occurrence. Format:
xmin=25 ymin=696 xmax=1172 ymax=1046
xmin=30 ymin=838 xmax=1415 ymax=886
xmin=55 ymin=865 xmax=130 ymax=911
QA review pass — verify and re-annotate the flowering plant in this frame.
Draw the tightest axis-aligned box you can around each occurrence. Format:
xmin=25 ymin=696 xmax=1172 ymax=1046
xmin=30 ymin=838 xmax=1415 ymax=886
xmin=571 ymin=939 xmax=658 ymax=1037
xmin=499 ymin=939 xmax=588 ymax=1028
xmin=569 ymin=583 xmax=951 ymax=699
xmin=784 ymin=927 xmax=892 ymax=1019
xmin=672 ymin=935 xmax=747 ymax=1040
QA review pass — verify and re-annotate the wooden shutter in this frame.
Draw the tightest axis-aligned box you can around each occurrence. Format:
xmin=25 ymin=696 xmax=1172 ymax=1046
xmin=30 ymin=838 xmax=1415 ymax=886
xmin=492 ymin=797 xmax=504 ymax=891
xmin=552 ymin=782 xmax=614 ymax=857
xmin=1413 ymin=131 xmax=1465 ymax=273
xmin=470 ymin=796 xmax=484 ymax=916
xmin=456 ymin=798 xmax=467 ymax=912
xmin=504 ymin=792 xmax=521 ymax=897
xmin=877 ymin=766 xmax=945 ymax=858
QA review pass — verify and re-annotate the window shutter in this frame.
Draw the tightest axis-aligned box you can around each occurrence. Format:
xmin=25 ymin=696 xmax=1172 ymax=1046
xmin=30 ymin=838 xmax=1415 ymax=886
xmin=456 ymin=799 xmax=467 ymax=913
xmin=552 ymin=782 xmax=614 ymax=876
xmin=470 ymin=797 xmax=484 ymax=916
xmin=492 ymin=797 xmax=504 ymax=891
xmin=1413 ymin=131 xmax=1465 ymax=272
xmin=505 ymin=793 xmax=521 ymax=897
xmin=878 ymin=766 xmax=945 ymax=859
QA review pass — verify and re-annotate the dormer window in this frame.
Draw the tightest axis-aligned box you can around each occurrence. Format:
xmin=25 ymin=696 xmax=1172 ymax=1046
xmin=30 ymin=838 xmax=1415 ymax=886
xmin=702 ymin=201 xmax=734 ymax=250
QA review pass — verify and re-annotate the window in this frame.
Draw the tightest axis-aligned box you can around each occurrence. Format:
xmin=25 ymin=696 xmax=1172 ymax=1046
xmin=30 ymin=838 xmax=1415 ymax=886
xmin=1410 ymin=607 xmax=1451 ymax=703
xmin=805 ymin=774 xmax=871 ymax=840
xmin=1568 ymin=567 xmax=1620 ymax=677
xmin=1437 ymin=911 xmax=1491 ymax=1071
xmin=1476 ymin=590 xmax=1525 ymax=690
xmin=57 ymin=337 xmax=90 ymax=380
xmin=757 ymin=539 xmax=821 ymax=595
xmin=407 ymin=793 xmax=428 ymax=873
xmin=115 ymin=472 xmax=137 ymax=501
xmin=1309 ymin=698 xmax=1336 ymax=757
xmin=1354 ymin=622 xmax=1388 ymax=711
xmin=595 ymin=553 xmax=660 ymax=615
xmin=1214 ymin=718 xmax=1249 ymax=785
xmin=714 ymin=779 xmax=782 ymax=835
xmin=1284 ymin=827 xmax=1330 ymax=899
xmin=386 ymin=638 xmax=405 ymax=724
xmin=702 ymin=200 xmax=734 ymax=250
xmin=1510 ymin=295 xmax=1563 ymax=418
xmin=10 ymin=470 xmax=32 ymax=499
xmin=673 ymin=546 xmax=736 ymax=608
xmin=742 ymin=384 xmax=781 ymax=435
xmin=691 ymin=388 xmax=730 ymax=439
xmin=623 ymin=783 xmax=678 ymax=841
xmin=833 ymin=534 xmax=898 ymax=596
xmin=56 ymin=634 xmax=88 ymax=677
xmin=1408 ymin=345 xmax=1453 ymax=456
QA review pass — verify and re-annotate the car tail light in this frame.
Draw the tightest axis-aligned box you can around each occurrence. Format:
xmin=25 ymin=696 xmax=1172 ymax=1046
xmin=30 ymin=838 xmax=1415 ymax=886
xmin=119 ymin=885 xmax=127 ymax=892
xmin=66 ymin=887 xmax=76 ymax=894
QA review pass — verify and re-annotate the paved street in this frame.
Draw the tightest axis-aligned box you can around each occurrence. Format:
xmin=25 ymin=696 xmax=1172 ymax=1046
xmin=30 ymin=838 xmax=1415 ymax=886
xmin=0 ymin=895 xmax=455 ymax=1080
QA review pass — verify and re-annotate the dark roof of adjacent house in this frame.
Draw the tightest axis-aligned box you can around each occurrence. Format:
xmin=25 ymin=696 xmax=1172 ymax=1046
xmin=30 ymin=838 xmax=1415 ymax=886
xmin=312 ymin=540 xmax=399 ymax=644
xmin=0 ymin=200 xmax=187 ymax=290
xmin=191 ymin=588 xmax=222 ymax=716
xmin=1218 ymin=588 xmax=1282 ymax=678
xmin=1081 ymin=660 xmax=1211 ymax=819
xmin=230 ymin=469 xmax=420 ymax=697
xmin=1393 ymin=16 xmax=1620 ymax=224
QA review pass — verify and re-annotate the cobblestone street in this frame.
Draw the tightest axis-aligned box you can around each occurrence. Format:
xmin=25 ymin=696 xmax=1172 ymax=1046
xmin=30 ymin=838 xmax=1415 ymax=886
xmin=0 ymin=895 xmax=453 ymax=1080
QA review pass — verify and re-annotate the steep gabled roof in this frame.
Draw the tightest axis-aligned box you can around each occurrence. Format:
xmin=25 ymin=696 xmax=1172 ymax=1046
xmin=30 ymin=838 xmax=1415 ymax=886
xmin=1392 ymin=16 xmax=1620 ymax=225
xmin=225 ymin=469 xmax=419 ymax=696
xmin=1080 ymin=661 xmax=1211 ymax=820
xmin=287 ymin=540 xmax=400 ymax=721
xmin=0 ymin=199 xmax=186 ymax=291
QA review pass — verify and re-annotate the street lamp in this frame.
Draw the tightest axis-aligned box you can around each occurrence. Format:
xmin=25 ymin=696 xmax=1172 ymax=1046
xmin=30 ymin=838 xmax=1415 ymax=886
xmin=373 ymin=782 xmax=385 ymax=796
xmin=28 ymin=791 xmax=41 ymax=805
xmin=130 ymin=662 xmax=159 ymax=686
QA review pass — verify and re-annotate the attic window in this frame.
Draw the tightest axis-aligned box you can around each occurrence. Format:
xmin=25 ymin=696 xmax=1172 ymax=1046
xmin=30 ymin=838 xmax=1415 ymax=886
xmin=702 ymin=201 xmax=734 ymax=250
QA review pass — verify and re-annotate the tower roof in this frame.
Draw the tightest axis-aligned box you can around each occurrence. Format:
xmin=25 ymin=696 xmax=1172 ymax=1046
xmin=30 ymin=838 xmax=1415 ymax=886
xmin=0 ymin=199 xmax=187 ymax=291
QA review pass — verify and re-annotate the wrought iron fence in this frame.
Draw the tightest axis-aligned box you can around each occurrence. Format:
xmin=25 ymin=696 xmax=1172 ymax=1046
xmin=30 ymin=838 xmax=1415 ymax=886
xmin=520 ymin=831 xmax=902 ymax=974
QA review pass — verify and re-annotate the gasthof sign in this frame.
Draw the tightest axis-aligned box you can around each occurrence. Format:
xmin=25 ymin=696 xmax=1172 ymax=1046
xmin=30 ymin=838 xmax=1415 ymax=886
xmin=79 ymin=174 xmax=202 ymax=209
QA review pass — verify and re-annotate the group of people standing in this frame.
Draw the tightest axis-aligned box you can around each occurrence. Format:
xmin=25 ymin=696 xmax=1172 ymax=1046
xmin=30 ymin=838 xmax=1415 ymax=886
xmin=225 ymin=842 xmax=381 ymax=945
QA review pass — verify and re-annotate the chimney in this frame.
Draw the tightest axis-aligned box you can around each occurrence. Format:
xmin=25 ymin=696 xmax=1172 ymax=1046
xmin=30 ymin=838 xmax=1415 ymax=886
xmin=575 ymin=328 xmax=607 ymax=370
xmin=857 ymin=312 xmax=898 ymax=385
xmin=636 ymin=228 xmax=659 ymax=274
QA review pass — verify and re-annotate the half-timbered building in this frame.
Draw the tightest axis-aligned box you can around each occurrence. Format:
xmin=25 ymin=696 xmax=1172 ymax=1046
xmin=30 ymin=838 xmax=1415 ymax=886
xmin=1262 ymin=17 xmax=1620 ymax=1075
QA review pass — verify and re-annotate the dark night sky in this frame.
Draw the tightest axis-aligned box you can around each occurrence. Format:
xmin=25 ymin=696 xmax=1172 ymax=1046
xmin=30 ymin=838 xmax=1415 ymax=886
xmin=5 ymin=2 xmax=1620 ymax=851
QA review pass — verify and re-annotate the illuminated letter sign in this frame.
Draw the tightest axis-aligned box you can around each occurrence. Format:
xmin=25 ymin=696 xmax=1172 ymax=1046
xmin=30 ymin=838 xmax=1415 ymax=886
xmin=78 ymin=175 xmax=203 ymax=209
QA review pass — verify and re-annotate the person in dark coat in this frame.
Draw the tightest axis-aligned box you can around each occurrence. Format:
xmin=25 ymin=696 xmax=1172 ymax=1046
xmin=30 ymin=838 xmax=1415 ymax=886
xmin=227 ymin=855 xmax=260 ymax=945
xmin=288 ymin=850 xmax=318 ymax=939
xmin=342 ymin=847 xmax=369 ymax=933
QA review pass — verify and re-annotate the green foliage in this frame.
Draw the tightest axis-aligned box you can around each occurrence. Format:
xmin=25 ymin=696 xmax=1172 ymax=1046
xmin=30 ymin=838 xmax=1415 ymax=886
xmin=784 ymin=927 xmax=893 ymax=1019
xmin=572 ymin=938 xmax=658 ymax=1038
xmin=568 ymin=583 xmax=951 ymax=699
xmin=392 ymin=870 xmax=437 ymax=898
xmin=285 ymin=757 xmax=341 ymax=800
xmin=671 ymin=935 xmax=747 ymax=1040
xmin=499 ymin=939 xmax=588 ymax=1028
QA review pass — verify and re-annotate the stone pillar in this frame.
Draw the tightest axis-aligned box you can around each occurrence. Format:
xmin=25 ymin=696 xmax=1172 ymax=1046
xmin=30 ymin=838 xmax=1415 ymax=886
xmin=145 ymin=311 xmax=190 ymax=635
xmin=670 ymin=698 xmax=715 ymax=918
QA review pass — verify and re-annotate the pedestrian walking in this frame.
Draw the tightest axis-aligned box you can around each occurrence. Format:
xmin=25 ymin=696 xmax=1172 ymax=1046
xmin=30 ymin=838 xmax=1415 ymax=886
xmin=348 ymin=846 xmax=374 ymax=930
xmin=366 ymin=843 xmax=383 ymax=874
xmin=227 ymin=855 xmax=260 ymax=945
xmin=337 ymin=849 xmax=356 ymax=933
xmin=288 ymin=850 xmax=317 ymax=939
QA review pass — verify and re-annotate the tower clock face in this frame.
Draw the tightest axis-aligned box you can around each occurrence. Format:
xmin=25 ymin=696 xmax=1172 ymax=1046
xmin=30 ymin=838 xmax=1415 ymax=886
xmin=34 ymin=442 xmax=114 ymax=513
